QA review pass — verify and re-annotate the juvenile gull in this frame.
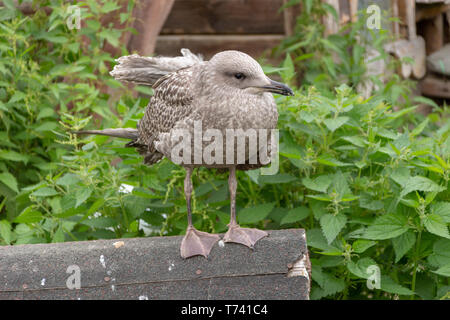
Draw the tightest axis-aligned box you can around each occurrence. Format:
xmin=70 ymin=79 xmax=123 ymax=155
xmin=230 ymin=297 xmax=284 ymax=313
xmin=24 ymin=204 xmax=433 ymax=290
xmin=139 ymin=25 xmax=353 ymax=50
xmin=77 ymin=49 xmax=293 ymax=259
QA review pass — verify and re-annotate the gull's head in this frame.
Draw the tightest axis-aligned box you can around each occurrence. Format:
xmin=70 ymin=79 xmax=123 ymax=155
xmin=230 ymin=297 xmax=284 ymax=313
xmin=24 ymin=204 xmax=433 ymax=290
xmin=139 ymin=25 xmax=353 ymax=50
xmin=207 ymin=50 xmax=294 ymax=96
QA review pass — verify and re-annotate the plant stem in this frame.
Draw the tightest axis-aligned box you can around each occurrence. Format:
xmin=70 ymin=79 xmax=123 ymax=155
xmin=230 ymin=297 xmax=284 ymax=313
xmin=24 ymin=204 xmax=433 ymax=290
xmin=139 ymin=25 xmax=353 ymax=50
xmin=410 ymin=230 xmax=422 ymax=300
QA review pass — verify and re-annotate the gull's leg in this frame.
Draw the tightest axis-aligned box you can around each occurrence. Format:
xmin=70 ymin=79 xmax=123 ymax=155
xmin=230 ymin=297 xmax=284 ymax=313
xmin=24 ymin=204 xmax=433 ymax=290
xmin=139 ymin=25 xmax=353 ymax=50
xmin=223 ymin=166 xmax=268 ymax=248
xmin=180 ymin=167 xmax=220 ymax=259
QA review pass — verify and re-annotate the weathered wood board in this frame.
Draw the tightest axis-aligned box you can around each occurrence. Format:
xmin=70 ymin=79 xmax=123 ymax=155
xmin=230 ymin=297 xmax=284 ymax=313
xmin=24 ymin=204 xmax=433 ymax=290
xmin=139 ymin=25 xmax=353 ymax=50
xmin=154 ymin=35 xmax=284 ymax=60
xmin=0 ymin=229 xmax=310 ymax=300
xmin=420 ymin=74 xmax=450 ymax=98
xmin=161 ymin=0 xmax=285 ymax=35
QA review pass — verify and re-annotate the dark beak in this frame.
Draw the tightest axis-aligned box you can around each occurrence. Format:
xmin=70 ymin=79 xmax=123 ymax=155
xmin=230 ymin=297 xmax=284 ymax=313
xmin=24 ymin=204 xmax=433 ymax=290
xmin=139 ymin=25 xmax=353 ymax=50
xmin=260 ymin=79 xmax=294 ymax=96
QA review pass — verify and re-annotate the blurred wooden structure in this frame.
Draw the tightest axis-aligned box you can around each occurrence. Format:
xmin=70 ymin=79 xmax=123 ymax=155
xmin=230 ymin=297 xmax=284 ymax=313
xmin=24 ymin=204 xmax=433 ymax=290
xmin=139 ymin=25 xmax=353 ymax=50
xmin=154 ymin=0 xmax=295 ymax=60
xmin=321 ymin=0 xmax=450 ymax=99
xmin=11 ymin=0 xmax=450 ymax=99
xmin=415 ymin=0 xmax=450 ymax=98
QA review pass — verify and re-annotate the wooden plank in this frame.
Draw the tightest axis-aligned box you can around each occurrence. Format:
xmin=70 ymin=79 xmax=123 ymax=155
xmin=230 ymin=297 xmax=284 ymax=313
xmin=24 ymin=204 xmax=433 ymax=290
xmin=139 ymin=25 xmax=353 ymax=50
xmin=0 ymin=229 xmax=310 ymax=300
xmin=283 ymin=0 xmax=302 ymax=37
xmin=154 ymin=35 xmax=285 ymax=60
xmin=416 ymin=0 xmax=450 ymax=4
xmin=417 ymin=3 xmax=450 ymax=21
xmin=419 ymin=74 xmax=450 ymax=98
xmin=323 ymin=0 xmax=340 ymax=36
xmin=128 ymin=0 xmax=175 ymax=55
xmin=426 ymin=43 xmax=450 ymax=76
xmin=161 ymin=0 xmax=285 ymax=35
xmin=421 ymin=12 xmax=444 ymax=54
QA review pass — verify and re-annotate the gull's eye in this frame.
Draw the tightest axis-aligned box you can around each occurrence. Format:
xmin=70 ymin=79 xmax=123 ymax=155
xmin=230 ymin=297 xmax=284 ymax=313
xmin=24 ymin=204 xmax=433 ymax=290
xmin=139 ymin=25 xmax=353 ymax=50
xmin=234 ymin=73 xmax=245 ymax=80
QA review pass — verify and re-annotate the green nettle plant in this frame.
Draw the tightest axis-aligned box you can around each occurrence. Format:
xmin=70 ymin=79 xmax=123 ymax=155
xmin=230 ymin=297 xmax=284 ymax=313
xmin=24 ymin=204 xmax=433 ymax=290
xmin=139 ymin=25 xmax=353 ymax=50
xmin=0 ymin=0 xmax=449 ymax=300
xmin=0 ymin=0 xmax=136 ymax=218
xmin=277 ymin=0 xmax=414 ymax=106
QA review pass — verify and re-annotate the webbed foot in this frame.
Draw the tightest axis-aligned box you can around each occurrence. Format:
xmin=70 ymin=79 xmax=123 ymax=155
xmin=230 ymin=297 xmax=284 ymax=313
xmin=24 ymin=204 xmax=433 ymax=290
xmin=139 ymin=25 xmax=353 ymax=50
xmin=223 ymin=224 xmax=268 ymax=248
xmin=180 ymin=226 xmax=220 ymax=259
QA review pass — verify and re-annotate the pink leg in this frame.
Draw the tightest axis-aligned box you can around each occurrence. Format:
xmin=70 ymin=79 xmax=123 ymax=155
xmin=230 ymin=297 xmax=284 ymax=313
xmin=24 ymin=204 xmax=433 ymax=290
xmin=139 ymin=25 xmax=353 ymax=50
xmin=223 ymin=166 xmax=268 ymax=248
xmin=180 ymin=167 xmax=220 ymax=258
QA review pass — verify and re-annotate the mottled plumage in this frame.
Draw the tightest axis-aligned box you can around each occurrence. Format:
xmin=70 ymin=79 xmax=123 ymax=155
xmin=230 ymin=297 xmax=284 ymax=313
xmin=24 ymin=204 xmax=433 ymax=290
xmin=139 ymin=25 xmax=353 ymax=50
xmin=128 ymin=66 xmax=198 ymax=165
xmin=77 ymin=49 xmax=293 ymax=259
xmin=126 ymin=51 xmax=280 ymax=171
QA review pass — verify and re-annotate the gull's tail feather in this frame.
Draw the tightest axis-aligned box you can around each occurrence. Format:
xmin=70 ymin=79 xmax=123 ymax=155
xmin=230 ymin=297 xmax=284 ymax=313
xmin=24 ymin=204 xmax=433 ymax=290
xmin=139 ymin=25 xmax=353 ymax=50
xmin=110 ymin=48 xmax=203 ymax=86
xmin=75 ymin=128 xmax=138 ymax=140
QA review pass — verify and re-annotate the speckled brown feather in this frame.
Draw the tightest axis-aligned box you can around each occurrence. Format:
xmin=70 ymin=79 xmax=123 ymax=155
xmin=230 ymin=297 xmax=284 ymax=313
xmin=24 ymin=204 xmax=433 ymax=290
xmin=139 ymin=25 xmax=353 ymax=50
xmin=121 ymin=50 xmax=279 ymax=170
xmin=128 ymin=66 xmax=199 ymax=164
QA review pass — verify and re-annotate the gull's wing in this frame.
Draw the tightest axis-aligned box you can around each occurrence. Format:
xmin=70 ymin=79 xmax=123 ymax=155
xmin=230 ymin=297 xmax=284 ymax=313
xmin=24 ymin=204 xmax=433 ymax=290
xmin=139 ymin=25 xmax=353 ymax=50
xmin=110 ymin=49 xmax=203 ymax=86
xmin=132 ymin=66 xmax=199 ymax=164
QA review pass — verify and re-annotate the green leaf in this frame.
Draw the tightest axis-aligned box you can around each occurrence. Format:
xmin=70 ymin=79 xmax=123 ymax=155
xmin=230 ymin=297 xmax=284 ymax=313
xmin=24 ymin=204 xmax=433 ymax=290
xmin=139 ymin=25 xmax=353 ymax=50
xmin=320 ymin=214 xmax=347 ymax=244
xmin=323 ymin=116 xmax=349 ymax=132
xmin=8 ymin=91 xmax=26 ymax=103
xmin=390 ymin=167 xmax=410 ymax=187
xmin=400 ymin=176 xmax=445 ymax=198
xmin=99 ymin=29 xmax=121 ymax=47
xmin=237 ymin=203 xmax=275 ymax=224
xmin=380 ymin=275 xmax=414 ymax=296
xmin=302 ymin=175 xmax=331 ymax=193
xmin=258 ymin=173 xmax=297 ymax=184
xmin=37 ymin=108 xmax=56 ymax=120
xmin=0 ymin=8 xmax=15 ymax=21
xmin=88 ymin=198 xmax=105 ymax=215
xmin=307 ymin=194 xmax=333 ymax=202
xmin=432 ymin=264 xmax=450 ymax=277
xmin=0 ymin=150 xmax=29 ymax=163
xmin=347 ymin=257 xmax=377 ymax=279
xmin=312 ymin=267 xmax=346 ymax=296
xmin=342 ymin=136 xmax=365 ymax=147
xmin=306 ymin=228 xmax=342 ymax=254
xmin=377 ymin=128 xmax=399 ymax=140
xmin=0 ymin=171 xmax=18 ymax=193
xmin=34 ymin=121 xmax=58 ymax=132
xmin=31 ymin=187 xmax=58 ymax=197
xmin=0 ymin=220 xmax=12 ymax=244
xmin=135 ymin=86 xmax=154 ymax=96
xmin=413 ymin=96 xmax=439 ymax=109
xmin=56 ymin=173 xmax=81 ymax=188
xmin=431 ymin=202 xmax=450 ymax=223
xmin=391 ymin=230 xmax=416 ymax=262
xmin=428 ymin=239 xmax=450 ymax=267
xmin=124 ymin=196 xmax=149 ymax=220
xmin=80 ymin=217 xmax=116 ymax=229
xmin=363 ymin=212 xmax=409 ymax=240
xmin=352 ymin=239 xmax=376 ymax=253
xmin=14 ymin=207 xmax=43 ymax=223
xmin=423 ymin=214 xmax=450 ymax=239
xmin=52 ymin=225 xmax=65 ymax=243
xmin=410 ymin=118 xmax=429 ymax=137
xmin=75 ymin=188 xmax=93 ymax=208
xmin=281 ymin=53 xmax=295 ymax=84
xmin=310 ymin=200 xmax=327 ymax=220
xmin=280 ymin=207 xmax=310 ymax=225
xmin=317 ymin=155 xmax=351 ymax=167
xmin=359 ymin=193 xmax=384 ymax=211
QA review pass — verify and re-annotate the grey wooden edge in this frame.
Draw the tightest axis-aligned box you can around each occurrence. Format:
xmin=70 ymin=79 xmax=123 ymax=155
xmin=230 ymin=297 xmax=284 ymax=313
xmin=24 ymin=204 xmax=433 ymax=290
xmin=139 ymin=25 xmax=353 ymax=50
xmin=0 ymin=229 xmax=310 ymax=300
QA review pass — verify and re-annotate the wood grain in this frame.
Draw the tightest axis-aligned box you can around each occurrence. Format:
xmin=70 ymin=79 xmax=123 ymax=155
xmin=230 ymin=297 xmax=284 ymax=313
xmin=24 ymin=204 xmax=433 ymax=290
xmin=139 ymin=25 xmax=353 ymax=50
xmin=128 ymin=0 xmax=175 ymax=55
xmin=0 ymin=229 xmax=310 ymax=300
xmin=420 ymin=74 xmax=450 ymax=98
xmin=161 ymin=0 xmax=285 ymax=35
xmin=155 ymin=34 xmax=284 ymax=60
